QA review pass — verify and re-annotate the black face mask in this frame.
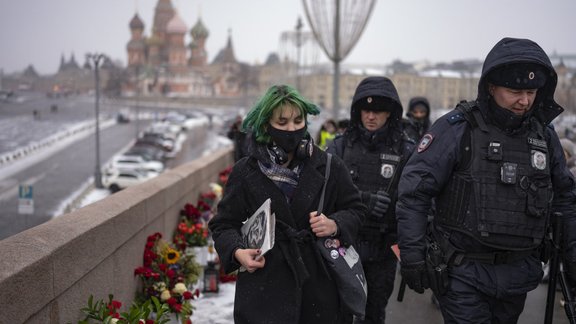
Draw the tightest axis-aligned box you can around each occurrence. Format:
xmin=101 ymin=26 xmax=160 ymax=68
xmin=268 ymin=126 xmax=307 ymax=153
xmin=489 ymin=99 xmax=529 ymax=131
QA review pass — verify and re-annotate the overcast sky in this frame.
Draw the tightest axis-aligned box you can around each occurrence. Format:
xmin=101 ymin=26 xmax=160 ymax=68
xmin=1 ymin=0 xmax=575 ymax=75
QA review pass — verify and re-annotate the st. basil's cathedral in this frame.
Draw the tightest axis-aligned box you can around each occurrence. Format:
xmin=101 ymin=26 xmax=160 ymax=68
xmin=124 ymin=0 xmax=252 ymax=98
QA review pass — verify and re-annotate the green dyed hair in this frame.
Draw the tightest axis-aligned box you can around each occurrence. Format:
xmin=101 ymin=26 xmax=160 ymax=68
xmin=243 ymin=84 xmax=321 ymax=144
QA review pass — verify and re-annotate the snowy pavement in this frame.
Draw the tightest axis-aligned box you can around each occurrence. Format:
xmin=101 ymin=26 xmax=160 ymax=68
xmin=190 ymin=283 xmax=235 ymax=323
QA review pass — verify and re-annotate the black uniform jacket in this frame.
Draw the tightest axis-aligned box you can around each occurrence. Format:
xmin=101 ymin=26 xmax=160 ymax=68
xmin=396 ymin=37 xmax=576 ymax=296
xmin=209 ymin=141 xmax=365 ymax=323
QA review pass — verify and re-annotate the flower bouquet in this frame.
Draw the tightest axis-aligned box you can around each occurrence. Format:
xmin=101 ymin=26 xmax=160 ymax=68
xmin=134 ymin=233 xmax=201 ymax=322
xmin=173 ymin=203 xmax=210 ymax=250
xmin=76 ymin=294 xmax=170 ymax=324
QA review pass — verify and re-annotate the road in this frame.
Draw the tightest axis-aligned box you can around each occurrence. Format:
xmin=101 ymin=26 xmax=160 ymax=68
xmin=0 ymin=92 xmax=234 ymax=241
xmin=0 ymin=121 xmax=141 ymax=240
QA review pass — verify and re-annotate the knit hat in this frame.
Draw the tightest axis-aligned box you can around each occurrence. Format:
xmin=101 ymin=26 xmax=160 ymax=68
xmin=487 ymin=63 xmax=547 ymax=89
xmin=354 ymin=96 xmax=396 ymax=112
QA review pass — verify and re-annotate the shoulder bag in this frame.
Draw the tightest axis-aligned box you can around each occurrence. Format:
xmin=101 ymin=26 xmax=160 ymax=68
xmin=315 ymin=153 xmax=368 ymax=318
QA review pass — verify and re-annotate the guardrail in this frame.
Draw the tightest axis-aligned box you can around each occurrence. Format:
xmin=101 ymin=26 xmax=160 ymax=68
xmin=0 ymin=147 xmax=233 ymax=324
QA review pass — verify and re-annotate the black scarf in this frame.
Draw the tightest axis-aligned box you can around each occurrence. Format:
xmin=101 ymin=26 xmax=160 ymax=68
xmin=487 ymin=99 xmax=532 ymax=134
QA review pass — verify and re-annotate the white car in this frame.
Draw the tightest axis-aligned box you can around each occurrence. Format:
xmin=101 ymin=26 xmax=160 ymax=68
xmin=110 ymin=155 xmax=164 ymax=173
xmin=102 ymin=168 xmax=159 ymax=193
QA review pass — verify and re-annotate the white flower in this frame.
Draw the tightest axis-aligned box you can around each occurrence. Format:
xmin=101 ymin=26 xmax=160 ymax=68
xmin=110 ymin=319 xmax=119 ymax=324
xmin=153 ymin=281 xmax=167 ymax=292
xmin=160 ymin=289 xmax=171 ymax=301
xmin=210 ymin=183 xmax=223 ymax=199
xmin=173 ymin=282 xmax=188 ymax=294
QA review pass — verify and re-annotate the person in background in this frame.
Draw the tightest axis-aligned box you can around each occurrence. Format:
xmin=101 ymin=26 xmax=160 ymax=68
xmin=209 ymin=84 xmax=366 ymax=324
xmin=337 ymin=119 xmax=351 ymax=135
xmin=317 ymin=118 xmax=338 ymax=150
xmin=396 ymin=37 xmax=576 ymax=323
xmin=560 ymin=138 xmax=576 ymax=176
xmin=227 ymin=115 xmax=248 ymax=162
xmin=402 ymin=96 xmax=431 ymax=142
xmin=327 ymin=76 xmax=415 ymax=323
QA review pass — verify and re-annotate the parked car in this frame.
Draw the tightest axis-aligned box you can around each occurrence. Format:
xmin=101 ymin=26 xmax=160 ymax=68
xmin=110 ymin=154 xmax=164 ymax=173
xmin=125 ymin=145 xmax=166 ymax=162
xmin=102 ymin=168 xmax=159 ymax=193
xmin=138 ymin=132 xmax=175 ymax=152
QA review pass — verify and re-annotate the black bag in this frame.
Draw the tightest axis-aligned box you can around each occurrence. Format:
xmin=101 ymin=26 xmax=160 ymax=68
xmin=315 ymin=153 xmax=368 ymax=318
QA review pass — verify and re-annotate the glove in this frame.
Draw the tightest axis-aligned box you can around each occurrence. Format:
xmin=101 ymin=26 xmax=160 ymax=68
xmin=369 ymin=191 xmax=391 ymax=218
xmin=400 ymin=261 xmax=428 ymax=294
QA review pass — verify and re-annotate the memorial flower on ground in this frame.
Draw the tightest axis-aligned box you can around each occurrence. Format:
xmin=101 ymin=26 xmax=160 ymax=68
xmin=134 ymin=232 xmax=201 ymax=319
xmin=77 ymin=294 xmax=170 ymax=324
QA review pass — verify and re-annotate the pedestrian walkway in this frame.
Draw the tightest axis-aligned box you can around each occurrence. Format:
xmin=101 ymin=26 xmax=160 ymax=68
xmin=190 ymin=275 xmax=570 ymax=323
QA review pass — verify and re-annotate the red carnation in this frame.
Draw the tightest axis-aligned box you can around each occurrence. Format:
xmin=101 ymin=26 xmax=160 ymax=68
xmin=184 ymin=204 xmax=200 ymax=218
xmin=167 ymin=297 xmax=178 ymax=306
xmin=197 ymin=201 xmax=211 ymax=212
xmin=166 ymin=269 xmax=176 ymax=278
xmin=147 ymin=232 xmax=162 ymax=242
xmin=183 ymin=290 xmax=193 ymax=300
xmin=110 ymin=300 xmax=121 ymax=309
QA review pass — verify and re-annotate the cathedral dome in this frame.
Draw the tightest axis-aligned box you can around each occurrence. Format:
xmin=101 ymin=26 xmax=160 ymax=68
xmin=191 ymin=18 xmax=209 ymax=39
xmin=129 ymin=13 xmax=144 ymax=30
xmin=166 ymin=13 xmax=187 ymax=34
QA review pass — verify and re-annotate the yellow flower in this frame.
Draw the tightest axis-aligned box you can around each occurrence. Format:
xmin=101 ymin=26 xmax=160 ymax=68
xmin=173 ymin=282 xmax=187 ymax=294
xmin=160 ymin=289 xmax=171 ymax=301
xmin=164 ymin=246 xmax=180 ymax=264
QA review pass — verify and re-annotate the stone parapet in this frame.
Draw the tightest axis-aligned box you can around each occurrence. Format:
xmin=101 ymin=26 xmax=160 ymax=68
xmin=0 ymin=147 xmax=233 ymax=324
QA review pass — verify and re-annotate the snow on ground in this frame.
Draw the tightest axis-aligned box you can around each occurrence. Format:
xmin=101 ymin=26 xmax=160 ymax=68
xmin=190 ymin=282 xmax=236 ymax=323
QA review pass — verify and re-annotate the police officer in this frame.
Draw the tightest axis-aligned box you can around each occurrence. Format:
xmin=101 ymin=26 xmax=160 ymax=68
xmin=327 ymin=76 xmax=414 ymax=323
xmin=396 ymin=37 xmax=576 ymax=323
xmin=402 ymin=96 xmax=431 ymax=143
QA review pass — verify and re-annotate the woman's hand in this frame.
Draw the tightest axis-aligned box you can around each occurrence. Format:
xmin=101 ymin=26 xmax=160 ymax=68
xmin=309 ymin=211 xmax=338 ymax=237
xmin=234 ymin=248 xmax=266 ymax=273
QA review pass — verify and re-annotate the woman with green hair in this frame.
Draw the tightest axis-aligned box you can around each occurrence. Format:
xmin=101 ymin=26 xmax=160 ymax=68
xmin=210 ymin=85 xmax=366 ymax=323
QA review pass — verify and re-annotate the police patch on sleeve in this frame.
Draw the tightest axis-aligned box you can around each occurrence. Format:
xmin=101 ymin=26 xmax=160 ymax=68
xmin=417 ymin=133 xmax=434 ymax=153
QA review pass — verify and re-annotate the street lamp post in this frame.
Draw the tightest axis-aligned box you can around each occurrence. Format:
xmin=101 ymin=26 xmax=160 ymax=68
xmin=86 ymin=53 xmax=106 ymax=189
xmin=295 ymin=17 xmax=303 ymax=92
xmin=135 ymin=64 xmax=141 ymax=138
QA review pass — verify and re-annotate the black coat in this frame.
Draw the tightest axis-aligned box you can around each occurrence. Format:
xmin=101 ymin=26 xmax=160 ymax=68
xmin=396 ymin=38 xmax=576 ymax=297
xmin=209 ymin=142 xmax=365 ymax=323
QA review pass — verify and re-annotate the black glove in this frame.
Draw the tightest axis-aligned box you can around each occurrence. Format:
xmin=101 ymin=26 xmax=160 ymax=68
xmin=400 ymin=261 xmax=428 ymax=294
xmin=369 ymin=191 xmax=391 ymax=218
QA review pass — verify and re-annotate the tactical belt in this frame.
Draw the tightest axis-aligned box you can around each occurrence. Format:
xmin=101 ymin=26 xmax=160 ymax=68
xmin=453 ymin=249 xmax=537 ymax=266
xmin=429 ymin=224 xmax=537 ymax=266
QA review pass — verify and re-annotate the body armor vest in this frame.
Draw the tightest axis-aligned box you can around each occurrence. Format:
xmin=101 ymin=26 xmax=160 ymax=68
xmin=343 ymin=138 xmax=403 ymax=235
xmin=436 ymin=103 xmax=553 ymax=250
